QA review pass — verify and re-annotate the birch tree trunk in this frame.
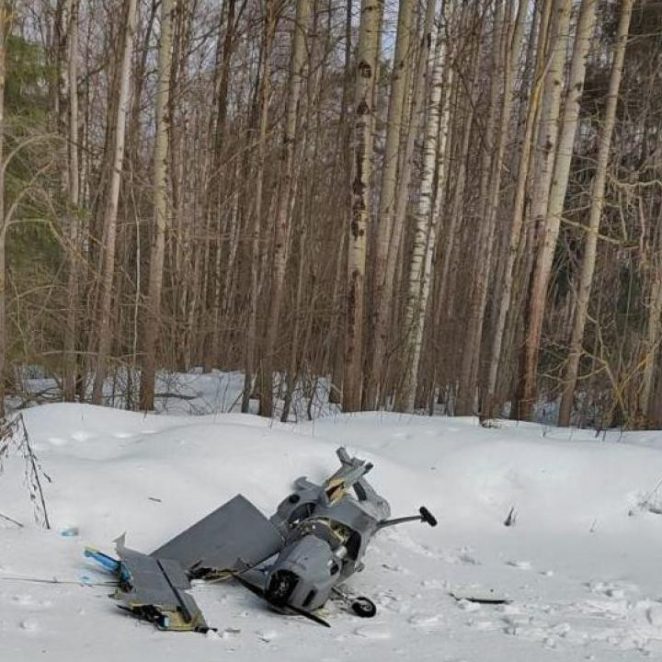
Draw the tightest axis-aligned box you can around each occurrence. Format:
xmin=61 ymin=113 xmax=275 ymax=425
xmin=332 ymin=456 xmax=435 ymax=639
xmin=557 ymin=0 xmax=634 ymax=426
xmin=91 ymin=0 xmax=138 ymax=404
xmin=527 ymin=0 xmax=598 ymax=422
xmin=415 ymin=58 xmax=454 ymax=411
xmin=63 ymin=0 xmax=80 ymax=402
xmin=343 ymin=0 xmax=383 ymax=412
xmin=370 ymin=0 xmax=435 ymax=409
xmin=139 ymin=0 xmax=175 ymax=410
xmin=399 ymin=0 xmax=445 ymax=412
xmin=259 ymin=0 xmax=311 ymax=417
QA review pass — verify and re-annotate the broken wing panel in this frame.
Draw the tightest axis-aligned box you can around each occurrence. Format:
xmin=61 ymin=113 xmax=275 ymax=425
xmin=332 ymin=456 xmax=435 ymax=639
xmin=115 ymin=542 xmax=207 ymax=632
xmin=151 ymin=494 xmax=283 ymax=574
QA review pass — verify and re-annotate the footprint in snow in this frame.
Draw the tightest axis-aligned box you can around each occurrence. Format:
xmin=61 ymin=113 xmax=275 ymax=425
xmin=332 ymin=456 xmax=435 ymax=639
xmin=391 ymin=533 xmax=444 ymax=560
xmin=12 ymin=594 xmax=53 ymax=609
xmin=441 ymin=548 xmax=480 ymax=565
xmin=354 ymin=625 xmax=392 ymax=639
xmin=256 ymin=629 xmax=278 ymax=642
xmin=455 ymin=551 xmax=480 ymax=565
xmin=112 ymin=431 xmax=136 ymax=439
xmin=381 ymin=563 xmax=411 ymax=575
xmin=19 ymin=618 xmax=39 ymax=632
xmin=647 ymin=605 xmax=662 ymax=626
xmin=471 ymin=620 xmax=499 ymax=631
xmin=408 ymin=613 xmax=440 ymax=627
xmin=585 ymin=580 xmax=636 ymax=599
xmin=421 ymin=578 xmax=447 ymax=590
xmin=70 ymin=430 xmax=97 ymax=442
xmin=374 ymin=592 xmax=399 ymax=610
xmin=577 ymin=598 xmax=630 ymax=619
xmin=456 ymin=599 xmax=481 ymax=612
xmin=506 ymin=560 xmax=532 ymax=570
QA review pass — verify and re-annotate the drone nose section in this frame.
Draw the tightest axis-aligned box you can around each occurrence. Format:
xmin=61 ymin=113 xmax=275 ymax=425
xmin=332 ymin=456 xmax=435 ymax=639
xmin=265 ymin=534 xmax=336 ymax=612
xmin=265 ymin=568 xmax=299 ymax=607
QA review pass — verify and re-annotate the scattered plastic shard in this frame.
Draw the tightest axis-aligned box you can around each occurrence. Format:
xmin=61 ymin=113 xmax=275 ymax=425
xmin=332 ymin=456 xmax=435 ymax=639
xmin=61 ymin=527 xmax=79 ymax=537
xmin=85 ymin=547 xmax=122 ymax=575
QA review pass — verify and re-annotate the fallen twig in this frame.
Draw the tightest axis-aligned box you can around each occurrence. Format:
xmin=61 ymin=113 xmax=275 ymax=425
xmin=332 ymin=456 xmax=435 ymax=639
xmin=0 ymin=511 xmax=24 ymax=528
xmin=17 ymin=414 xmax=51 ymax=530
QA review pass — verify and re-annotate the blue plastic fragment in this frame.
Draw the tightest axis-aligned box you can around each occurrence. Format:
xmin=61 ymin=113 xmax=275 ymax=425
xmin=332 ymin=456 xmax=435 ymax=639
xmin=60 ymin=527 xmax=80 ymax=537
xmin=84 ymin=548 xmax=120 ymax=573
xmin=84 ymin=548 xmax=132 ymax=583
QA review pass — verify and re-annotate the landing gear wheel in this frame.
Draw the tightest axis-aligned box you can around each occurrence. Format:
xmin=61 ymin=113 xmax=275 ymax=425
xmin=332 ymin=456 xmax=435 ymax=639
xmin=351 ymin=596 xmax=377 ymax=618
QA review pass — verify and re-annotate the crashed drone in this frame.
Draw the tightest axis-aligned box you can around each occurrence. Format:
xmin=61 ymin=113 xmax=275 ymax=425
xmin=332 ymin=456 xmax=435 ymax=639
xmin=86 ymin=447 xmax=437 ymax=631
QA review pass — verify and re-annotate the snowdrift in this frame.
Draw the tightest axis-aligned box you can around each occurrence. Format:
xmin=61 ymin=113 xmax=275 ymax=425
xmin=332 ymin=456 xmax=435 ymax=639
xmin=2 ymin=403 xmax=662 ymax=661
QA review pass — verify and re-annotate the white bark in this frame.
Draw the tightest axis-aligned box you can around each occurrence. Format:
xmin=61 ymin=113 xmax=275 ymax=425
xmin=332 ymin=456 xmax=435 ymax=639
xmin=369 ymin=0 xmax=435 ymax=409
xmin=139 ymin=0 xmax=175 ymax=410
xmin=400 ymin=0 xmax=447 ymax=412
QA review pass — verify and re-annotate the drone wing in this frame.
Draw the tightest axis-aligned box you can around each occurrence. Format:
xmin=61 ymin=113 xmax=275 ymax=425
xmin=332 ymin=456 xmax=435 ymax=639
xmin=88 ymin=495 xmax=285 ymax=632
xmin=152 ymin=494 xmax=284 ymax=576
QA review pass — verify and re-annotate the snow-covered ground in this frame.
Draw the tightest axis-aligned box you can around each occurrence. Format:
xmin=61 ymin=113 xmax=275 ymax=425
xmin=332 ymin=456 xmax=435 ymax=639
xmin=2 ymin=404 xmax=662 ymax=660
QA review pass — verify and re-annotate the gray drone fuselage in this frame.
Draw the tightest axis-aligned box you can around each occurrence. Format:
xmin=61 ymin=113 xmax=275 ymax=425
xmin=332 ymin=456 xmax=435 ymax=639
xmin=263 ymin=449 xmax=391 ymax=611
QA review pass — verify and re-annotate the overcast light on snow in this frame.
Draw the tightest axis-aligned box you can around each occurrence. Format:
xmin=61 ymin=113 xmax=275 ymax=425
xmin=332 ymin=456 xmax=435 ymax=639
xmin=3 ymin=398 xmax=662 ymax=660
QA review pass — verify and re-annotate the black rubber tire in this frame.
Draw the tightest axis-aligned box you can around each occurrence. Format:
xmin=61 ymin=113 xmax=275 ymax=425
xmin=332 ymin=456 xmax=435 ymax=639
xmin=351 ymin=596 xmax=377 ymax=618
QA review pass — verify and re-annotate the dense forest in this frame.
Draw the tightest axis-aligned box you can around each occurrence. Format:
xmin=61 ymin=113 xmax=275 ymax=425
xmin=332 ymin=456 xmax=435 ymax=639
xmin=0 ymin=0 xmax=660 ymax=428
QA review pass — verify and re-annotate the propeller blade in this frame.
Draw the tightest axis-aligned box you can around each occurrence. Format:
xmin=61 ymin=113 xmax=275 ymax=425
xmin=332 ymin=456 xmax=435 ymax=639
xmin=233 ymin=573 xmax=331 ymax=627
xmin=282 ymin=602 xmax=331 ymax=628
xmin=233 ymin=572 xmax=266 ymax=598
